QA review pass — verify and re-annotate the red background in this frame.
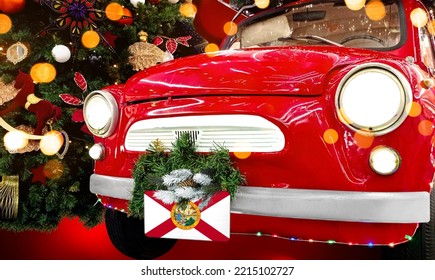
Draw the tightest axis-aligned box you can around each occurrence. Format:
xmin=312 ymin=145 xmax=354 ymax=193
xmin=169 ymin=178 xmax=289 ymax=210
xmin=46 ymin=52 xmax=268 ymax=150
xmin=0 ymin=217 xmax=381 ymax=260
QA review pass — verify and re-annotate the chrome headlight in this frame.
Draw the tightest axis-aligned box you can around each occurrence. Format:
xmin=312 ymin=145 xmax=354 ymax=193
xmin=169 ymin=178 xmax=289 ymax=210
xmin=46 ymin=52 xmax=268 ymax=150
xmin=83 ymin=90 xmax=119 ymax=138
xmin=369 ymin=146 xmax=401 ymax=175
xmin=336 ymin=63 xmax=412 ymax=135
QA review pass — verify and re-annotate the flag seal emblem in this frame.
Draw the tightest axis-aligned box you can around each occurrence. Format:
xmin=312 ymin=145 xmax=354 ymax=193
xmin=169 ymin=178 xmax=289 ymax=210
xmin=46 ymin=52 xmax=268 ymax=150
xmin=170 ymin=201 xmax=201 ymax=230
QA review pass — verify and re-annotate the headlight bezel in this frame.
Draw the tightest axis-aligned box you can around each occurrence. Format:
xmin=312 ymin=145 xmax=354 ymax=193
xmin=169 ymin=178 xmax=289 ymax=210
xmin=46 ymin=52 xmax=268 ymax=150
xmin=83 ymin=90 xmax=119 ymax=138
xmin=335 ymin=63 xmax=412 ymax=136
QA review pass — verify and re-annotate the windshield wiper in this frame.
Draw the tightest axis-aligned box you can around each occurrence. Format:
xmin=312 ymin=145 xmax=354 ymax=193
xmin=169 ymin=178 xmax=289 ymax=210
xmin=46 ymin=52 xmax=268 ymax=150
xmin=278 ymin=35 xmax=343 ymax=47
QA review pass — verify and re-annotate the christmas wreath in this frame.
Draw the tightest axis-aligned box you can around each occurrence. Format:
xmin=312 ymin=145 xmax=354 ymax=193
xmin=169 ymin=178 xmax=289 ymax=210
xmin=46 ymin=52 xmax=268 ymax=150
xmin=129 ymin=132 xmax=245 ymax=218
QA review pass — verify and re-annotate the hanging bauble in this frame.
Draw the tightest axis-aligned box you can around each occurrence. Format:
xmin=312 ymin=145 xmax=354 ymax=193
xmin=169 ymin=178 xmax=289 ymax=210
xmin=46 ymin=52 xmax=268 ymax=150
xmin=6 ymin=42 xmax=28 ymax=64
xmin=130 ymin=0 xmax=145 ymax=8
xmin=51 ymin=44 xmax=71 ymax=63
xmin=43 ymin=159 xmax=64 ymax=179
xmin=81 ymin=30 xmax=100 ymax=49
xmin=149 ymin=0 xmax=160 ymax=4
xmin=0 ymin=175 xmax=19 ymax=220
xmin=30 ymin=62 xmax=56 ymax=83
xmin=0 ymin=13 xmax=12 ymax=34
xmin=0 ymin=0 xmax=26 ymax=14
xmin=3 ymin=130 xmax=28 ymax=151
xmin=105 ymin=2 xmax=124 ymax=21
xmin=117 ymin=7 xmax=133 ymax=26
xmin=40 ymin=130 xmax=64 ymax=156
xmin=168 ymin=0 xmax=179 ymax=3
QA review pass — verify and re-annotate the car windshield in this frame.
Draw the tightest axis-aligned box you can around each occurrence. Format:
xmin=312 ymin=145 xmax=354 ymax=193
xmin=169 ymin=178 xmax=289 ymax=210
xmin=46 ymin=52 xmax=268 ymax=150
xmin=235 ymin=0 xmax=402 ymax=49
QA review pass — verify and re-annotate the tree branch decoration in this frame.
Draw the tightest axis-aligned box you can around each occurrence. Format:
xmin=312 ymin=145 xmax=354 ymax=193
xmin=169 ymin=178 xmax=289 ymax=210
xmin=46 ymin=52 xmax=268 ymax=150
xmin=129 ymin=132 xmax=245 ymax=218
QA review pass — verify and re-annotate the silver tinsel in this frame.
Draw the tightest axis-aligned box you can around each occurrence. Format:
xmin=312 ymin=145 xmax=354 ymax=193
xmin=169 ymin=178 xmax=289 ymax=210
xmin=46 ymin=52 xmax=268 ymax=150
xmin=155 ymin=169 xmax=216 ymax=208
xmin=162 ymin=169 xmax=193 ymax=188
xmin=193 ymin=173 xmax=212 ymax=186
xmin=174 ymin=187 xmax=205 ymax=201
xmin=153 ymin=190 xmax=178 ymax=205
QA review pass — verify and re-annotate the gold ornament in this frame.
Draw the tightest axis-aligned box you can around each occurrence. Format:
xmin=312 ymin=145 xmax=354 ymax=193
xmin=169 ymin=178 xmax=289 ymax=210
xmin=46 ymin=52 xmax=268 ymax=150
xmin=0 ymin=80 xmax=18 ymax=105
xmin=43 ymin=159 xmax=64 ymax=179
xmin=0 ymin=14 xmax=12 ymax=34
xmin=81 ymin=30 xmax=100 ymax=49
xmin=128 ymin=31 xmax=165 ymax=71
xmin=30 ymin=63 xmax=57 ymax=84
xmin=138 ymin=30 xmax=148 ymax=42
xmin=6 ymin=42 xmax=29 ymax=65
xmin=0 ymin=175 xmax=19 ymax=220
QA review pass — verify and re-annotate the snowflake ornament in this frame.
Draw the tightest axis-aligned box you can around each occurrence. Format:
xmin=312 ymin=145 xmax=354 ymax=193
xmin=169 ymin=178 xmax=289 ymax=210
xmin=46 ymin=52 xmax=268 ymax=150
xmin=39 ymin=0 xmax=107 ymax=50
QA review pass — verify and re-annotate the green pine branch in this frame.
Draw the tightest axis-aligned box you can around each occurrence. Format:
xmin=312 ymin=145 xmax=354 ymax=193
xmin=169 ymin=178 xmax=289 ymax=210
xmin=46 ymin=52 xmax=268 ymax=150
xmin=0 ymin=0 xmax=197 ymax=231
xmin=129 ymin=133 xmax=245 ymax=218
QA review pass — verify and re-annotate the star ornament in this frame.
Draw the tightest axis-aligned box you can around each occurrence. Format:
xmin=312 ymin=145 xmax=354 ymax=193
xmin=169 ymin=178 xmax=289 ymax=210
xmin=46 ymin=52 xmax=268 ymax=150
xmin=31 ymin=164 xmax=47 ymax=185
xmin=39 ymin=0 xmax=107 ymax=49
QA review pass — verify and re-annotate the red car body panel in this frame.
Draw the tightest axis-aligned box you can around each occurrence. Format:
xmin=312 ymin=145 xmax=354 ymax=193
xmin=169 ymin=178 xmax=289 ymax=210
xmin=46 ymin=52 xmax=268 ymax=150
xmin=90 ymin=0 xmax=435 ymax=246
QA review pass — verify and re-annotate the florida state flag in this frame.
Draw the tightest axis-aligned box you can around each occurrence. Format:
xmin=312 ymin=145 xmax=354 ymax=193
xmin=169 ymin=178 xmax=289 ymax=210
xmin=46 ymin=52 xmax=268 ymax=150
xmin=144 ymin=191 xmax=230 ymax=241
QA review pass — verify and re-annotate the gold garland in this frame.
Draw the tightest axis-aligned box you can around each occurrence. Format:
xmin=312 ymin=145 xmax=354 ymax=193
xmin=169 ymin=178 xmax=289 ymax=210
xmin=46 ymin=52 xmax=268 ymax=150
xmin=0 ymin=175 xmax=19 ymax=220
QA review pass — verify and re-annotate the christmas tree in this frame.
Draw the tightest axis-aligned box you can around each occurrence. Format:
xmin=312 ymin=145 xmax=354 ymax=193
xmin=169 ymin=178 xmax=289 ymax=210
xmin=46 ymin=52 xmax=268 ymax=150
xmin=0 ymin=0 xmax=203 ymax=231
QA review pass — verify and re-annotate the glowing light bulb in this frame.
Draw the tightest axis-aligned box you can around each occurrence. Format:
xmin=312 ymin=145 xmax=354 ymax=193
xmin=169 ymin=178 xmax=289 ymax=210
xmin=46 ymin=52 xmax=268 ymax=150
xmin=40 ymin=130 xmax=64 ymax=156
xmin=411 ymin=8 xmax=428 ymax=28
xmin=345 ymin=0 xmax=366 ymax=11
xmin=3 ymin=130 xmax=28 ymax=151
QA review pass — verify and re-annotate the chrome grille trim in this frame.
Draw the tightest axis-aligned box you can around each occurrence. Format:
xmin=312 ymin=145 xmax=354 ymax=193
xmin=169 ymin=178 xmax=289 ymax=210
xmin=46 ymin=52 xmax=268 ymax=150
xmin=125 ymin=115 xmax=285 ymax=152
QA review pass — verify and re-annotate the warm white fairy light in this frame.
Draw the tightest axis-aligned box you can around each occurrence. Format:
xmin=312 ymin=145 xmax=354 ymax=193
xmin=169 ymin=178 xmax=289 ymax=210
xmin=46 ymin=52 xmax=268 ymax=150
xmin=3 ymin=130 xmax=29 ymax=151
xmin=231 ymin=231 xmax=414 ymax=248
xmin=345 ymin=0 xmax=365 ymax=11
xmin=1 ymin=116 xmax=64 ymax=155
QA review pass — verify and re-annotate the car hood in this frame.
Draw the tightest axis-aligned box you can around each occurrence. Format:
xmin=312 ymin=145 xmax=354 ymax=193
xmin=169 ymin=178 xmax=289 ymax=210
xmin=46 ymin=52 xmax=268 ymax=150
xmin=123 ymin=46 xmax=397 ymax=103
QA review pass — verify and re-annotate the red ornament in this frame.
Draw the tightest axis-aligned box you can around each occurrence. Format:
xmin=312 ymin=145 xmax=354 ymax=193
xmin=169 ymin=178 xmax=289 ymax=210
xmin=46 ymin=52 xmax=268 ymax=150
xmin=0 ymin=0 xmax=26 ymax=14
xmin=149 ymin=0 xmax=161 ymax=4
xmin=117 ymin=8 xmax=133 ymax=26
xmin=31 ymin=164 xmax=46 ymax=185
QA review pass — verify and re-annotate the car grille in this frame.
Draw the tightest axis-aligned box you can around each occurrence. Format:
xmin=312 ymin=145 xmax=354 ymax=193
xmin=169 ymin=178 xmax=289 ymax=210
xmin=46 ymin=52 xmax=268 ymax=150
xmin=124 ymin=115 xmax=285 ymax=152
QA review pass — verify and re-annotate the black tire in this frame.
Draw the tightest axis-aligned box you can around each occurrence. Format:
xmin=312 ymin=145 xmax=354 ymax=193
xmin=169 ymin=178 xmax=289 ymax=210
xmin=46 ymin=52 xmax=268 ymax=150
xmin=105 ymin=209 xmax=177 ymax=259
xmin=382 ymin=190 xmax=435 ymax=259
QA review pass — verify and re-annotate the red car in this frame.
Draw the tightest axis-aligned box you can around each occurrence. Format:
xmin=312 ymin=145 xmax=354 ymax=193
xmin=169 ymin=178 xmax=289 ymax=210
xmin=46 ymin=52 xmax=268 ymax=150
xmin=84 ymin=0 xmax=435 ymax=259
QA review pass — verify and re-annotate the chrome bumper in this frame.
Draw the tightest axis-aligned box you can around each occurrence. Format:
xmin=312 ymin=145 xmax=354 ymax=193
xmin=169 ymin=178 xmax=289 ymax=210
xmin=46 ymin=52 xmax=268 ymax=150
xmin=90 ymin=174 xmax=430 ymax=223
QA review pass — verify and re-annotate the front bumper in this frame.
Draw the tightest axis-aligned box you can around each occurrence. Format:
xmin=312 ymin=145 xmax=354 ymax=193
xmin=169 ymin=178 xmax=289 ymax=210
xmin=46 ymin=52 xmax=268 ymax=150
xmin=90 ymin=174 xmax=430 ymax=223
